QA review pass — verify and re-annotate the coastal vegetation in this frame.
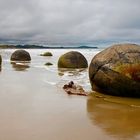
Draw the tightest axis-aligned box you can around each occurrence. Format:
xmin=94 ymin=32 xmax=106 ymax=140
xmin=0 ymin=44 xmax=45 ymax=49
xmin=0 ymin=44 xmax=98 ymax=49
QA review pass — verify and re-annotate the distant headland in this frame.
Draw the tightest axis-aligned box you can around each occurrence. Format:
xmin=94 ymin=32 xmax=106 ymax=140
xmin=0 ymin=44 xmax=98 ymax=49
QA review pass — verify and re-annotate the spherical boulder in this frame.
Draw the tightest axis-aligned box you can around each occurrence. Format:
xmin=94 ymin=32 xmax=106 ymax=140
xmin=89 ymin=44 xmax=140 ymax=97
xmin=40 ymin=52 xmax=52 ymax=56
xmin=10 ymin=50 xmax=31 ymax=61
xmin=58 ymin=51 xmax=88 ymax=68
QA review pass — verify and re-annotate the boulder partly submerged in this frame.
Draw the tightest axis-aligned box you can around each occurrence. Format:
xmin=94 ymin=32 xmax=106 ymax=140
xmin=40 ymin=52 xmax=53 ymax=56
xmin=89 ymin=44 xmax=140 ymax=97
xmin=45 ymin=62 xmax=53 ymax=66
xmin=58 ymin=51 xmax=88 ymax=68
xmin=11 ymin=50 xmax=31 ymax=61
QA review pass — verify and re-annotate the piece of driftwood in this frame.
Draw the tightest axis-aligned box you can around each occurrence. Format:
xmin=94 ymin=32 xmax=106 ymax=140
xmin=63 ymin=81 xmax=88 ymax=96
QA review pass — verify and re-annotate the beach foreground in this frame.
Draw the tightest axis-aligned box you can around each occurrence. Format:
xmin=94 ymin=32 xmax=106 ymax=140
xmin=0 ymin=49 xmax=140 ymax=140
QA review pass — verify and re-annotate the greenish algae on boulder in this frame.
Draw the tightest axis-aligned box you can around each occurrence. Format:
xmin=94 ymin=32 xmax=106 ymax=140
xmin=89 ymin=44 xmax=140 ymax=97
xmin=11 ymin=50 xmax=31 ymax=61
xmin=58 ymin=51 xmax=88 ymax=68
xmin=40 ymin=52 xmax=53 ymax=56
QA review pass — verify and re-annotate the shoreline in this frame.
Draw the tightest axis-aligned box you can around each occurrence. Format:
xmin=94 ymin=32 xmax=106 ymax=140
xmin=0 ymin=45 xmax=98 ymax=49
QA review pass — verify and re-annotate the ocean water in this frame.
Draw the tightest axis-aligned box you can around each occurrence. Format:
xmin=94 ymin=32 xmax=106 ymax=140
xmin=0 ymin=48 xmax=140 ymax=140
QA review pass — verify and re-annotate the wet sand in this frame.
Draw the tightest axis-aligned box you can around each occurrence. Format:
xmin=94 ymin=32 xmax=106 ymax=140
xmin=0 ymin=49 xmax=139 ymax=140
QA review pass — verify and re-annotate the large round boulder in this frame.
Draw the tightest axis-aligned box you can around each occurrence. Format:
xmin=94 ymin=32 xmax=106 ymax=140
xmin=58 ymin=51 xmax=88 ymax=68
xmin=11 ymin=50 xmax=31 ymax=61
xmin=89 ymin=44 xmax=140 ymax=97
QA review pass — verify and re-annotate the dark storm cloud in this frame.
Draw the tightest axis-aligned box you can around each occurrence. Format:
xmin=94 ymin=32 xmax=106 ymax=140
xmin=0 ymin=0 xmax=140 ymax=45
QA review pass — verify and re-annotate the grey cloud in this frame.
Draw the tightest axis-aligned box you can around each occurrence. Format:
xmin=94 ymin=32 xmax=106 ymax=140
xmin=0 ymin=0 xmax=140 ymax=45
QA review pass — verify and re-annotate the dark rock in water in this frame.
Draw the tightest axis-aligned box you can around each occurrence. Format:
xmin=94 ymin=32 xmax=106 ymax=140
xmin=45 ymin=62 xmax=53 ymax=66
xmin=63 ymin=81 xmax=88 ymax=96
xmin=40 ymin=52 xmax=53 ymax=56
xmin=89 ymin=44 xmax=140 ymax=97
xmin=58 ymin=51 xmax=88 ymax=68
xmin=11 ymin=50 xmax=31 ymax=61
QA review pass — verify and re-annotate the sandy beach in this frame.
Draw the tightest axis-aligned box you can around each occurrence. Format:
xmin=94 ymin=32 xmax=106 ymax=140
xmin=0 ymin=49 xmax=139 ymax=140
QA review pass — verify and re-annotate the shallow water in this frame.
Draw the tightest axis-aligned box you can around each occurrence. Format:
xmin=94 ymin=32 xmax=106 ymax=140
xmin=0 ymin=49 xmax=140 ymax=140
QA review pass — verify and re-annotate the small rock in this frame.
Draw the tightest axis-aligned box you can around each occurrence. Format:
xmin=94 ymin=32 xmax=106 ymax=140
xmin=63 ymin=81 xmax=88 ymax=96
xmin=40 ymin=52 xmax=53 ymax=56
xmin=45 ymin=62 xmax=53 ymax=66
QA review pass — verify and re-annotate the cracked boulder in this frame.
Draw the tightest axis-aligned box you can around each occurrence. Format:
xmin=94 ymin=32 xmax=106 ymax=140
xmin=58 ymin=51 xmax=88 ymax=68
xmin=89 ymin=44 xmax=140 ymax=97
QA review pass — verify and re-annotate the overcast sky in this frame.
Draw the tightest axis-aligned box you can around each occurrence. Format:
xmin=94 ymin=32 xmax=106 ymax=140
xmin=0 ymin=0 xmax=140 ymax=46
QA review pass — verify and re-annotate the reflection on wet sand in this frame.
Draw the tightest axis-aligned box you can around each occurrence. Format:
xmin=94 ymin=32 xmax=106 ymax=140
xmin=58 ymin=68 xmax=87 ymax=76
xmin=87 ymin=93 xmax=140 ymax=139
xmin=11 ymin=62 xmax=30 ymax=71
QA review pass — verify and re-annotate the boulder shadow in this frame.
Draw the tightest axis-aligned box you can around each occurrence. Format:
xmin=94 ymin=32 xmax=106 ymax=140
xmin=87 ymin=93 xmax=140 ymax=139
xmin=58 ymin=68 xmax=87 ymax=76
xmin=11 ymin=62 xmax=30 ymax=71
